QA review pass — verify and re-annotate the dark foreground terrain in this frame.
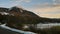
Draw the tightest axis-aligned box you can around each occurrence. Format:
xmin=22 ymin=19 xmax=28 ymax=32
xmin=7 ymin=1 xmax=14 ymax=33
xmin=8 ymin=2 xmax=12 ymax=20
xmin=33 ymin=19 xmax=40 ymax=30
xmin=0 ymin=26 xmax=22 ymax=34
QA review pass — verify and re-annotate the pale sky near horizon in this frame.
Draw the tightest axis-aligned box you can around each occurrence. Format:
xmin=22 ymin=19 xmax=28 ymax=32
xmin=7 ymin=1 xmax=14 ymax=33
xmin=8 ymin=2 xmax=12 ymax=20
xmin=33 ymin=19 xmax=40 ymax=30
xmin=0 ymin=0 xmax=60 ymax=18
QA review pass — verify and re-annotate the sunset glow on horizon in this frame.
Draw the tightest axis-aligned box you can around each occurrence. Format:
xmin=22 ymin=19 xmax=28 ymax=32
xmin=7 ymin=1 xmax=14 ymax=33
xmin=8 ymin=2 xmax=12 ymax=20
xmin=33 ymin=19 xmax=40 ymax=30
xmin=0 ymin=0 xmax=60 ymax=18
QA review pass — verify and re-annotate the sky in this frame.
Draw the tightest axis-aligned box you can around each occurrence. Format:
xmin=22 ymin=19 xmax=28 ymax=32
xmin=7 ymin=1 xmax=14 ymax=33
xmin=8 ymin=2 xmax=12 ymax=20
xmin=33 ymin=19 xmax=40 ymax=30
xmin=0 ymin=0 xmax=60 ymax=18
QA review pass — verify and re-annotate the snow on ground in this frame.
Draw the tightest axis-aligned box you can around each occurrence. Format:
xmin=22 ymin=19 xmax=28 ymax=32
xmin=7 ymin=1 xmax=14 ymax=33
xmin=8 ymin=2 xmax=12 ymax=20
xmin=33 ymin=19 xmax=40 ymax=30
xmin=0 ymin=24 xmax=36 ymax=34
xmin=0 ymin=23 xmax=60 ymax=34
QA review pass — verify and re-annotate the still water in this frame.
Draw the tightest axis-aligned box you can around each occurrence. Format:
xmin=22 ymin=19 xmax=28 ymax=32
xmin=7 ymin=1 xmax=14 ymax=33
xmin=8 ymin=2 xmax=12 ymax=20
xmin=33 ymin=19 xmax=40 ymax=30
xmin=37 ymin=23 xmax=60 ymax=29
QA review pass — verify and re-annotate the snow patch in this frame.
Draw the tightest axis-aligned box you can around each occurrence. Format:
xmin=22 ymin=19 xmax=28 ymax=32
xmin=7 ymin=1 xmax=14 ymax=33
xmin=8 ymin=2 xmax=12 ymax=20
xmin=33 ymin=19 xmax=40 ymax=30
xmin=0 ymin=24 xmax=36 ymax=34
xmin=0 ymin=12 xmax=9 ymax=15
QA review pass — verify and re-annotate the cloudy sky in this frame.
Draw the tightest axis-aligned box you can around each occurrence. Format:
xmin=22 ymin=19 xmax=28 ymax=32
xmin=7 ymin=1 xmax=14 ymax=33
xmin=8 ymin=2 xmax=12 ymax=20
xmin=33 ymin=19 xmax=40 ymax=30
xmin=0 ymin=0 xmax=60 ymax=18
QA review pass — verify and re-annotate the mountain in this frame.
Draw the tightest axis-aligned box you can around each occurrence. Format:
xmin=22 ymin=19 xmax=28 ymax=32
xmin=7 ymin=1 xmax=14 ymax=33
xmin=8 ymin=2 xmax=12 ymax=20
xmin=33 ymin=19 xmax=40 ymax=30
xmin=5 ymin=6 xmax=40 ymax=30
xmin=0 ymin=7 xmax=9 ymax=12
xmin=0 ymin=6 xmax=60 ymax=31
xmin=0 ymin=7 xmax=9 ymax=24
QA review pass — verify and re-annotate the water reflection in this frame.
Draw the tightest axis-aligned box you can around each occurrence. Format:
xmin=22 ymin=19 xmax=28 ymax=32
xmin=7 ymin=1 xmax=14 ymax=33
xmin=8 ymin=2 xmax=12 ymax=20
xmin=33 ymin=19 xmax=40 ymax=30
xmin=37 ymin=23 xmax=60 ymax=29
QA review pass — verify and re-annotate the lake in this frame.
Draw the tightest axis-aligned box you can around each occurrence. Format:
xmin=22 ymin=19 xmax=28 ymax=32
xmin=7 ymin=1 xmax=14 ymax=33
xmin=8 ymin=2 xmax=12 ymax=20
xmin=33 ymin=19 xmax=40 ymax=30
xmin=0 ymin=23 xmax=60 ymax=34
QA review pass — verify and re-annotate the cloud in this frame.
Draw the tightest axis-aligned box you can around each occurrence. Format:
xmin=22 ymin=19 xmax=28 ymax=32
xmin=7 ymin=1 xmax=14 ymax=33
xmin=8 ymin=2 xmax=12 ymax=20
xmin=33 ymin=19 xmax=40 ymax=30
xmin=10 ymin=0 xmax=31 ymax=3
xmin=2 ymin=0 xmax=31 ymax=8
xmin=26 ymin=3 xmax=60 ymax=18
xmin=52 ymin=0 xmax=60 ymax=5
xmin=31 ymin=2 xmax=60 ymax=9
xmin=9 ymin=0 xmax=60 ymax=18
xmin=34 ymin=6 xmax=60 ymax=12
xmin=22 ymin=0 xmax=31 ymax=2
xmin=40 ymin=14 xmax=60 ymax=18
